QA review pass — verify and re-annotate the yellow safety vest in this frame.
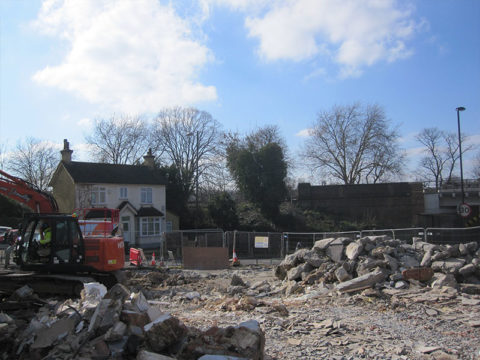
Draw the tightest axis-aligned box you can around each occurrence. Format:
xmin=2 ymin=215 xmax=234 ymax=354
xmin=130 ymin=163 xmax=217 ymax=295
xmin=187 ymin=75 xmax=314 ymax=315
xmin=39 ymin=228 xmax=51 ymax=245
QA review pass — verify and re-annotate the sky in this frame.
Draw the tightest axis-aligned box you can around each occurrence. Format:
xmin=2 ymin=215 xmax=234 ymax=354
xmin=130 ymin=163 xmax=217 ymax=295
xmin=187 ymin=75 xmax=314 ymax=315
xmin=1 ymin=0 xmax=479 ymax=181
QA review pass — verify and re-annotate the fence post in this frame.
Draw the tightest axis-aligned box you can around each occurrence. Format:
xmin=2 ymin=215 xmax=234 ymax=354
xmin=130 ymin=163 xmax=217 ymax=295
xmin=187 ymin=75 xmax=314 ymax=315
xmin=233 ymin=230 xmax=237 ymax=257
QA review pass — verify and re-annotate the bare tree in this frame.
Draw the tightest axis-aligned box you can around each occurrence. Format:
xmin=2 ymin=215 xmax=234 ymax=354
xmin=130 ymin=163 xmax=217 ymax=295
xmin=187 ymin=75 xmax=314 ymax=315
xmin=302 ymin=103 xmax=404 ymax=184
xmin=152 ymin=107 xmax=223 ymax=199
xmin=416 ymin=128 xmax=474 ymax=189
xmin=472 ymin=150 xmax=480 ymax=179
xmin=6 ymin=138 xmax=58 ymax=191
xmin=416 ymin=128 xmax=446 ymax=189
xmin=85 ymin=114 xmax=156 ymax=164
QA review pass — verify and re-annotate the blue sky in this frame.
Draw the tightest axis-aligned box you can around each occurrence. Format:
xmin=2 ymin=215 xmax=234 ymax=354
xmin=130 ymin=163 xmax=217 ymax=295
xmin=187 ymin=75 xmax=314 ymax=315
xmin=1 ymin=0 xmax=479 ymax=180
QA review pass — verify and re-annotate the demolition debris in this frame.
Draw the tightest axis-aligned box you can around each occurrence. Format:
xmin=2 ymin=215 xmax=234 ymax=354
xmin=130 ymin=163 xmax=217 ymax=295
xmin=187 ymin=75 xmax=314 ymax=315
xmin=0 ymin=235 xmax=479 ymax=359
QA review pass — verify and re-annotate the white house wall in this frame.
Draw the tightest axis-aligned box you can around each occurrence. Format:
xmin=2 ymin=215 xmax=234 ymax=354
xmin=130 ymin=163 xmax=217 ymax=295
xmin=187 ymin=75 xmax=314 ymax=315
xmin=75 ymin=183 xmax=166 ymax=248
xmin=75 ymin=183 xmax=166 ymax=212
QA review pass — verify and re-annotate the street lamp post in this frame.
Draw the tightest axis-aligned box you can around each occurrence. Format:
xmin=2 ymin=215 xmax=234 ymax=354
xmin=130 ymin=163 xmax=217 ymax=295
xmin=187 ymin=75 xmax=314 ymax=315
xmin=456 ymin=106 xmax=466 ymax=204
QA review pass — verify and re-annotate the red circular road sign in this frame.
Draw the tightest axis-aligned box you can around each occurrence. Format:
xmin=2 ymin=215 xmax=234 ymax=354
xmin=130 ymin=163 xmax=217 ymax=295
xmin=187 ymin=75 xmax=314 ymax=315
xmin=457 ymin=203 xmax=472 ymax=218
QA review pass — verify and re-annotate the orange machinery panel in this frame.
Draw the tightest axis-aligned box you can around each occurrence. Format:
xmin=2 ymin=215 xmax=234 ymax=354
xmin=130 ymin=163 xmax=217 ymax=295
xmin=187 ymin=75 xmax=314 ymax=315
xmin=84 ymin=236 xmax=125 ymax=272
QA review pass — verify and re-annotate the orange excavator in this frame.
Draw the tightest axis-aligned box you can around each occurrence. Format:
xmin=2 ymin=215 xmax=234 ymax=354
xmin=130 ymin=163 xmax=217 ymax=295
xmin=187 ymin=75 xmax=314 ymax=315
xmin=0 ymin=169 xmax=125 ymax=295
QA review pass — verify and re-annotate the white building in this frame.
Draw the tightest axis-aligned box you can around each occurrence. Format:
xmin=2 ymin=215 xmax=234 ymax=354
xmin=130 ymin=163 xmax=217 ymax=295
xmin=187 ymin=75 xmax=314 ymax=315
xmin=50 ymin=140 xmax=167 ymax=248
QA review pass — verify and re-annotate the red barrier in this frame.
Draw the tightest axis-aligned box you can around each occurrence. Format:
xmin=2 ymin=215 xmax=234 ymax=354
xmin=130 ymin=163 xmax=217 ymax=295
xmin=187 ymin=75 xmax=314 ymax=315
xmin=129 ymin=248 xmax=142 ymax=266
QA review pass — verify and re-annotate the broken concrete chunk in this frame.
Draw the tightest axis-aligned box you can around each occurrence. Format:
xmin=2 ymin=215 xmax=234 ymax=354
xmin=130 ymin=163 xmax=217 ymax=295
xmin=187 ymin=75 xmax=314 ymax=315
xmin=105 ymin=321 xmax=127 ymax=342
xmin=431 ymin=273 xmax=457 ymax=289
xmin=394 ymin=280 xmax=408 ymax=289
xmin=131 ymin=291 xmax=150 ymax=312
xmin=0 ymin=312 xmax=14 ymax=324
xmin=336 ymin=268 xmax=386 ymax=293
xmin=31 ymin=317 xmax=77 ymax=349
xmin=313 ymin=237 xmax=336 ymax=251
xmin=431 ymin=258 xmax=466 ymax=274
xmin=88 ymin=298 xmax=123 ymax=335
xmin=458 ymin=263 xmax=476 ymax=276
xmin=345 ymin=242 xmax=363 ymax=260
xmin=178 ymin=320 xmax=265 ymax=360
xmin=383 ymin=254 xmax=399 ymax=272
xmin=335 ymin=264 xmax=352 ymax=282
xmin=144 ymin=314 xmax=187 ymax=353
xmin=420 ymin=250 xmax=433 ymax=267
xmin=231 ymin=274 xmax=246 ymax=286
xmin=121 ymin=310 xmax=151 ymax=328
xmin=356 ymin=258 xmax=386 ymax=276
xmin=370 ymin=246 xmax=394 ymax=258
xmin=104 ymin=283 xmax=130 ymax=303
xmin=13 ymin=285 xmax=34 ymax=299
xmin=303 ymin=250 xmax=324 ymax=268
xmin=326 ymin=238 xmax=345 ymax=263
xmin=285 ymin=280 xmax=302 ymax=295
xmin=147 ymin=305 xmax=164 ymax=322
xmin=184 ymin=291 xmax=201 ymax=300
xmin=399 ymin=255 xmax=420 ymax=268
xmin=287 ymin=263 xmax=313 ymax=281
xmin=83 ymin=281 xmax=107 ymax=298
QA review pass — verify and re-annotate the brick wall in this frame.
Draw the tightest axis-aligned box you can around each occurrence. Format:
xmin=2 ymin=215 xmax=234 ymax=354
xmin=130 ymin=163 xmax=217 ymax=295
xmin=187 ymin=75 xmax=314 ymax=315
xmin=297 ymin=182 xmax=424 ymax=228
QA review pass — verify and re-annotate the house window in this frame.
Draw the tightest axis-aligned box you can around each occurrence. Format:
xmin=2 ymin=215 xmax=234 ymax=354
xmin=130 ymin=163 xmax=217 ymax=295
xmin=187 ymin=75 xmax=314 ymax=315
xmin=119 ymin=187 xmax=128 ymax=199
xmin=141 ymin=188 xmax=152 ymax=204
xmin=91 ymin=186 xmax=106 ymax=205
xmin=140 ymin=217 xmax=161 ymax=236
xmin=166 ymin=221 xmax=173 ymax=232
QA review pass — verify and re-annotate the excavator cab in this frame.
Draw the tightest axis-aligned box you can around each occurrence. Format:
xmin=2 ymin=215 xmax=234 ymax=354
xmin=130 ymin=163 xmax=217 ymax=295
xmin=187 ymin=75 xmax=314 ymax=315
xmin=15 ymin=214 xmax=86 ymax=272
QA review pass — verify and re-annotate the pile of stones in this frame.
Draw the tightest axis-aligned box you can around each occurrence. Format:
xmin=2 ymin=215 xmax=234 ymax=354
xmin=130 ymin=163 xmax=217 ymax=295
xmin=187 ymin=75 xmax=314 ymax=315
xmin=274 ymin=235 xmax=480 ymax=295
xmin=0 ymin=282 xmax=265 ymax=360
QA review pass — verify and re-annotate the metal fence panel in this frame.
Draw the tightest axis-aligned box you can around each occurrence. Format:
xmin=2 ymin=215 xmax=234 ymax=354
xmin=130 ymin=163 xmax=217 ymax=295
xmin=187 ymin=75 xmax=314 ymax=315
xmin=425 ymin=226 xmax=480 ymax=244
xmin=136 ymin=226 xmax=479 ymax=265
xmin=224 ymin=231 xmax=283 ymax=259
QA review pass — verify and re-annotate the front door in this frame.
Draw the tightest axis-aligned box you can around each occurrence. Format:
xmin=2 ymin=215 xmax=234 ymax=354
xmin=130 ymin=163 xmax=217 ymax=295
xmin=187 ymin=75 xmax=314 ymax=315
xmin=121 ymin=216 xmax=132 ymax=246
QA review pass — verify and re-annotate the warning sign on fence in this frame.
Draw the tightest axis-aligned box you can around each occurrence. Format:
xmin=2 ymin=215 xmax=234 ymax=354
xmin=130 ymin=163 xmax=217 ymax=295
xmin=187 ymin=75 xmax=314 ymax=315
xmin=255 ymin=236 xmax=269 ymax=248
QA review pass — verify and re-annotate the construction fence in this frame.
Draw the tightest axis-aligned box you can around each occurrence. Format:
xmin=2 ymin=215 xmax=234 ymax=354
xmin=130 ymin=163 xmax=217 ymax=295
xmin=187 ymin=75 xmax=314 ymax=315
xmin=153 ymin=226 xmax=480 ymax=263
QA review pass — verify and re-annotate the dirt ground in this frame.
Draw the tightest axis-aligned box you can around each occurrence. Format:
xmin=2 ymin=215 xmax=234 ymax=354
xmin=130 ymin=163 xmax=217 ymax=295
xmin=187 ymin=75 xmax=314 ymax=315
xmin=124 ymin=264 xmax=480 ymax=360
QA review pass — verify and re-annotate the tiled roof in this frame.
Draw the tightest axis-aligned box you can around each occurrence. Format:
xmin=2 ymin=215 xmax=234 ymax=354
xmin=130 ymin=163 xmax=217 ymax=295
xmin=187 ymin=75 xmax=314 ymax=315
xmin=62 ymin=161 xmax=166 ymax=185
xmin=137 ymin=207 xmax=164 ymax=217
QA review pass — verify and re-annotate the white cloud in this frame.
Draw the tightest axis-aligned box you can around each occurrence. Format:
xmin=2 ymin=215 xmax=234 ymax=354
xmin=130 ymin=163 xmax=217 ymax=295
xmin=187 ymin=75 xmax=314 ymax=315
xmin=244 ymin=0 xmax=417 ymax=77
xmin=296 ymin=128 xmax=312 ymax=137
xmin=77 ymin=118 xmax=92 ymax=128
xmin=32 ymin=0 xmax=217 ymax=113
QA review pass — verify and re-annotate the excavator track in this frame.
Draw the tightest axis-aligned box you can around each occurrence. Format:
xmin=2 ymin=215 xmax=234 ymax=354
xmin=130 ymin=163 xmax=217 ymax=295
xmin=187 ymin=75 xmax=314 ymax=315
xmin=0 ymin=269 xmax=118 ymax=297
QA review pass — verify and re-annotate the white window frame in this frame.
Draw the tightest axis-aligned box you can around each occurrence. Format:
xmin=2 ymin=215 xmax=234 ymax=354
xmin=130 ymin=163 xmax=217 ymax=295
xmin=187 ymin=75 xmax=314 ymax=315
xmin=119 ymin=187 xmax=128 ymax=199
xmin=91 ymin=186 xmax=106 ymax=205
xmin=140 ymin=217 xmax=161 ymax=236
xmin=141 ymin=187 xmax=152 ymax=204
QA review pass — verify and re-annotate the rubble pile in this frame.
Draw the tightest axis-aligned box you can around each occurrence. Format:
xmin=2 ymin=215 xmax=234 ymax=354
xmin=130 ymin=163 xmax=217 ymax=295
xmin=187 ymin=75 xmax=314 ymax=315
xmin=275 ymin=236 xmax=480 ymax=295
xmin=0 ymin=282 xmax=265 ymax=360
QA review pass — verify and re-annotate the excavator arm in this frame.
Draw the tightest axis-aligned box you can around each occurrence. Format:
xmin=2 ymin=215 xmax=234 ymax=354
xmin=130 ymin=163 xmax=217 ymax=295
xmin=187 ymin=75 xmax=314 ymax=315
xmin=0 ymin=169 xmax=58 ymax=213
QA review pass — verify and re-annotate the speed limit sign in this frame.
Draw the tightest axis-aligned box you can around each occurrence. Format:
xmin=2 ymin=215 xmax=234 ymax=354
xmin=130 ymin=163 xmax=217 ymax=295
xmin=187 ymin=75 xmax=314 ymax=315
xmin=457 ymin=203 xmax=472 ymax=218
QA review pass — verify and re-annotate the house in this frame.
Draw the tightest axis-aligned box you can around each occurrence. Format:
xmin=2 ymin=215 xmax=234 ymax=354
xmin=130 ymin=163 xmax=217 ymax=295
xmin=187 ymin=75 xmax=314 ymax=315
xmin=49 ymin=139 xmax=167 ymax=248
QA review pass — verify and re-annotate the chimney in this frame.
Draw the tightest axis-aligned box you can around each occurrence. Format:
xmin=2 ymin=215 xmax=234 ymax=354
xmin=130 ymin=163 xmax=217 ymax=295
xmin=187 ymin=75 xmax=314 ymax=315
xmin=61 ymin=139 xmax=73 ymax=163
xmin=143 ymin=148 xmax=155 ymax=168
